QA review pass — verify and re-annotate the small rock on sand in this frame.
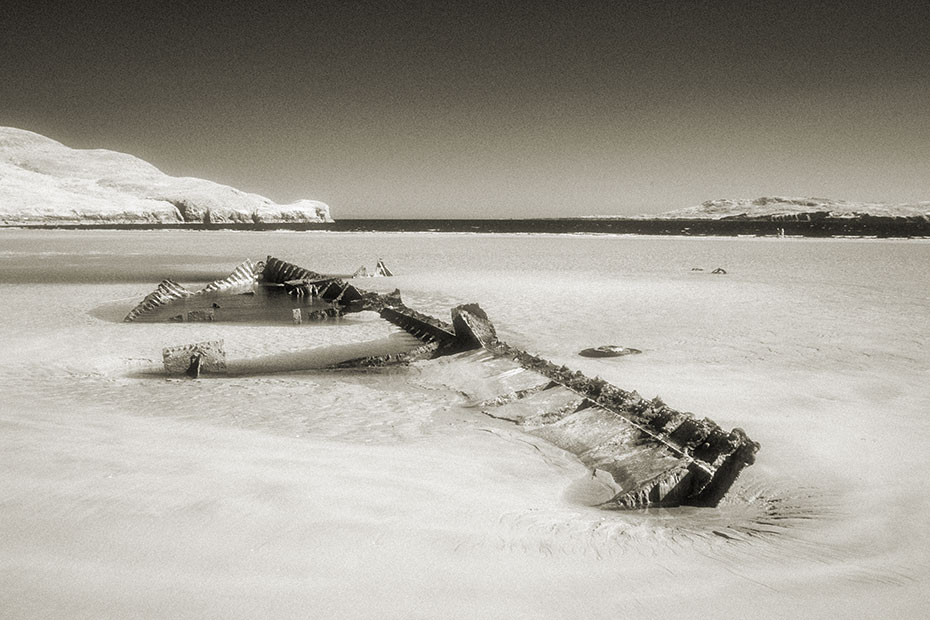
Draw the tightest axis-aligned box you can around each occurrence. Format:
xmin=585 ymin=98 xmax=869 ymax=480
xmin=578 ymin=345 xmax=642 ymax=358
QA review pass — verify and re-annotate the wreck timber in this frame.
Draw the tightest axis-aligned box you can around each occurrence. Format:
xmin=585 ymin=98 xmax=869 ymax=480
xmin=196 ymin=259 xmax=258 ymax=295
xmin=126 ymin=256 xmax=399 ymax=324
xmin=124 ymin=279 xmax=192 ymax=322
xmin=260 ymin=256 xmax=328 ymax=283
xmin=380 ymin=306 xmax=456 ymax=345
xmin=124 ymin=257 xmax=365 ymax=323
xmin=162 ymin=340 xmax=227 ymax=377
xmin=124 ymin=259 xmax=258 ymax=322
xmin=131 ymin=256 xmax=759 ymax=509
xmin=337 ymin=300 xmax=760 ymax=509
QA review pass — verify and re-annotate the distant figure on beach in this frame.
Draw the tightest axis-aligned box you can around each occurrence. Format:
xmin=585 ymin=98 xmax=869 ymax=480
xmin=712 ymin=267 xmax=727 ymax=274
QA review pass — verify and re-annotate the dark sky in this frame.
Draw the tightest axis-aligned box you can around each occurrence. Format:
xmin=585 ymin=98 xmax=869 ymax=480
xmin=3 ymin=1 xmax=929 ymax=217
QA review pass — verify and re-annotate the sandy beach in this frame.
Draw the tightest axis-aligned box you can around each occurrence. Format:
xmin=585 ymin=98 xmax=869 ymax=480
xmin=1 ymin=230 xmax=928 ymax=619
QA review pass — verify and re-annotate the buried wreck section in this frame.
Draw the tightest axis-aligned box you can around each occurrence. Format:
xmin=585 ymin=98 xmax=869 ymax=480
xmin=126 ymin=256 xmax=759 ymax=509
xmin=447 ymin=306 xmax=760 ymax=509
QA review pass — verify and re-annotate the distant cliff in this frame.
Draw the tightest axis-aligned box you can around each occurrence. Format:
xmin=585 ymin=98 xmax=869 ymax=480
xmin=0 ymin=127 xmax=332 ymax=225
xmin=653 ymin=196 xmax=930 ymax=221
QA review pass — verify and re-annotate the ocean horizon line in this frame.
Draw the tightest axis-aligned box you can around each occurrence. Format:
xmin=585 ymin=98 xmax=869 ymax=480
xmin=2 ymin=215 xmax=928 ymax=238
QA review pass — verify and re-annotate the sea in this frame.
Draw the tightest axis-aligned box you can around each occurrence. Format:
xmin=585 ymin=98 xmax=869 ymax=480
xmin=1 ymin=229 xmax=928 ymax=619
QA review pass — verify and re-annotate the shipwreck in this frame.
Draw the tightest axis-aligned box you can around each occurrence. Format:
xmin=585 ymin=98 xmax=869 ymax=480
xmin=125 ymin=256 xmax=760 ymax=509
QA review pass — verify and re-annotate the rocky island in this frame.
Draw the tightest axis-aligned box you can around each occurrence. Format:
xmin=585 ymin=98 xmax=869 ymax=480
xmin=553 ymin=196 xmax=930 ymax=237
xmin=652 ymin=196 xmax=930 ymax=221
xmin=0 ymin=127 xmax=331 ymax=226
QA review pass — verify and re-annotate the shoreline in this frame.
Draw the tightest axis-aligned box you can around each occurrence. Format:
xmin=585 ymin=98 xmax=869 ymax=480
xmin=1 ymin=216 xmax=929 ymax=238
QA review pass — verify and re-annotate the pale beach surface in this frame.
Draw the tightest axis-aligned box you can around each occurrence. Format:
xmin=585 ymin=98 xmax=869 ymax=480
xmin=1 ymin=230 xmax=928 ymax=619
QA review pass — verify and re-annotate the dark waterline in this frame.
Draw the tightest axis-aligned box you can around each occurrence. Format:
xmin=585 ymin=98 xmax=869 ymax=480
xmin=4 ymin=217 xmax=929 ymax=237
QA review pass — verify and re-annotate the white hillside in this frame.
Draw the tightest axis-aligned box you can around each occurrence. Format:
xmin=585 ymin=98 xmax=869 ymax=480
xmin=0 ymin=127 xmax=332 ymax=225
xmin=655 ymin=196 xmax=930 ymax=220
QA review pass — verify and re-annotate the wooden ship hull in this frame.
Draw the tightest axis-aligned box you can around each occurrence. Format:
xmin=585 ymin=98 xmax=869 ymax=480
xmin=127 ymin=256 xmax=760 ymax=509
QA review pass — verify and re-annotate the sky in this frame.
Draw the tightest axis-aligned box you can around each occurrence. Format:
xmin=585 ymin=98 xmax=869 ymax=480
xmin=2 ymin=1 xmax=930 ymax=218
